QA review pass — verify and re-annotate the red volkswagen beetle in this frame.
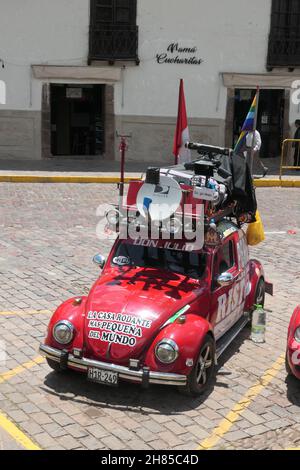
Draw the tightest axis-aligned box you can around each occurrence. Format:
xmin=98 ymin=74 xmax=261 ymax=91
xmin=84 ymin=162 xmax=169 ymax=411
xmin=39 ymin=149 xmax=269 ymax=396
xmin=39 ymin=220 xmax=266 ymax=396
xmin=286 ymin=306 xmax=300 ymax=380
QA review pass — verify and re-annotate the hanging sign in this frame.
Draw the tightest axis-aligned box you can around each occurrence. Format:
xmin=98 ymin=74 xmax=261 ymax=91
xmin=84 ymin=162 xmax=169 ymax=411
xmin=66 ymin=87 xmax=83 ymax=99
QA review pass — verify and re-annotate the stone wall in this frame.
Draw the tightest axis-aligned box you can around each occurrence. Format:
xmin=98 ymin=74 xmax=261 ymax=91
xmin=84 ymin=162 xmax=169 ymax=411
xmin=114 ymin=115 xmax=225 ymax=161
xmin=0 ymin=110 xmax=41 ymax=160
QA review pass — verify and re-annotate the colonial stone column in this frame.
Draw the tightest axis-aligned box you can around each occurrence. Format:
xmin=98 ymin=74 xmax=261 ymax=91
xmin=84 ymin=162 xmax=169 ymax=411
xmin=104 ymin=85 xmax=115 ymax=161
xmin=225 ymin=88 xmax=235 ymax=149
xmin=41 ymin=83 xmax=51 ymax=159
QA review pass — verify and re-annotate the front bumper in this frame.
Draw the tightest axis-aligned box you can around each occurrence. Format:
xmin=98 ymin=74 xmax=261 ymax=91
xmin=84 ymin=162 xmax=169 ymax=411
xmin=39 ymin=344 xmax=187 ymax=387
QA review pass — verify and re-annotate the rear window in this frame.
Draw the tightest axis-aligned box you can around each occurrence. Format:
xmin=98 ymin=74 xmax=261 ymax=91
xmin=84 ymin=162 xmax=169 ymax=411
xmin=112 ymin=242 xmax=207 ymax=280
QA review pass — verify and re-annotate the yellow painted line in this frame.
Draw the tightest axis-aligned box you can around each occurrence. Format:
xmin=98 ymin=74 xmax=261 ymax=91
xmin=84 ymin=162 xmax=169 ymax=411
xmin=1 ymin=174 xmax=299 ymax=187
xmin=0 ymin=356 xmax=44 ymax=384
xmin=281 ymin=180 xmax=300 ymax=188
xmin=198 ymin=354 xmax=285 ymax=450
xmin=0 ymin=357 xmax=44 ymax=449
xmin=254 ymin=179 xmax=300 ymax=187
xmin=0 ymin=411 xmax=41 ymax=450
xmin=0 ymin=175 xmax=141 ymax=184
xmin=0 ymin=309 xmax=52 ymax=317
xmin=254 ymin=179 xmax=280 ymax=187
xmin=287 ymin=448 xmax=300 ymax=451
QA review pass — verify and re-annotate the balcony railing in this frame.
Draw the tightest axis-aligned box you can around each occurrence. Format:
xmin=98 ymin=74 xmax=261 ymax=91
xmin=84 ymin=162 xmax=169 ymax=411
xmin=89 ymin=26 xmax=139 ymax=64
xmin=267 ymin=33 xmax=300 ymax=69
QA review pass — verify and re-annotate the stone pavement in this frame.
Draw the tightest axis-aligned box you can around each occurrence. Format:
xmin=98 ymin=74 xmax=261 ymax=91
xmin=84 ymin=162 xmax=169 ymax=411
xmin=0 ymin=183 xmax=299 ymax=450
xmin=0 ymin=427 xmax=22 ymax=450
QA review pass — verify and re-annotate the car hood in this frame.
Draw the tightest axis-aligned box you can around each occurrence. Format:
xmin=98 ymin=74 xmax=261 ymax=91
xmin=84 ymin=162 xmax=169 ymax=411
xmin=84 ymin=266 xmax=205 ymax=364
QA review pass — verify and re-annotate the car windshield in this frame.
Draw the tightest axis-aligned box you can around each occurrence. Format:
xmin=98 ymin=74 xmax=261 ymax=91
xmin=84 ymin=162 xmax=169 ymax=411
xmin=112 ymin=242 xmax=207 ymax=280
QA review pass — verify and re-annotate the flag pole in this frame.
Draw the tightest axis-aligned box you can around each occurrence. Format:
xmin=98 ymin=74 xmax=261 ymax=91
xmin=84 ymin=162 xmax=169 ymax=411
xmin=175 ymin=79 xmax=183 ymax=166
xmin=249 ymin=86 xmax=260 ymax=175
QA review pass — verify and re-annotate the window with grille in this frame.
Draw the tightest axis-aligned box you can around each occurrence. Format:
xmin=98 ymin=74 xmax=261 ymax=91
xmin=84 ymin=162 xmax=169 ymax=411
xmin=267 ymin=0 xmax=300 ymax=69
xmin=89 ymin=0 xmax=139 ymax=64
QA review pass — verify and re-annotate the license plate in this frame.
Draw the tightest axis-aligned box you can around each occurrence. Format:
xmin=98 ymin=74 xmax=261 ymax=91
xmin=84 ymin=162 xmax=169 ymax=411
xmin=87 ymin=367 xmax=119 ymax=386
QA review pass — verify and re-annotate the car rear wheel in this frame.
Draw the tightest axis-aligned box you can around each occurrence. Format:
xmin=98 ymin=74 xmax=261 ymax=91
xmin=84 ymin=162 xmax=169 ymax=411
xmin=248 ymin=277 xmax=265 ymax=326
xmin=46 ymin=358 xmax=64 ymax=372
xmin=179 ymin=335 xmax=215 ymax=397
xmin=255 ymin=278 xmax=265 ymax=307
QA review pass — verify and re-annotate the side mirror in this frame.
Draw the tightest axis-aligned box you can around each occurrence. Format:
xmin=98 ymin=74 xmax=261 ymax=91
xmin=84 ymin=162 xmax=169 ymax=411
xmin=93 ymin=254 xmax=106 ymax=269
xmin=217 ymin=272 xmax=234 ymax=288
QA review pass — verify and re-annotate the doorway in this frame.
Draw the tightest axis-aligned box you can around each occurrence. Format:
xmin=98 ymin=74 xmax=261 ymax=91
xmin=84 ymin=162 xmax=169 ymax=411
xmin=50 ymin=84 xmax=105 ymax=157
xmin=233 ymin=89 xmax=285 ymax=158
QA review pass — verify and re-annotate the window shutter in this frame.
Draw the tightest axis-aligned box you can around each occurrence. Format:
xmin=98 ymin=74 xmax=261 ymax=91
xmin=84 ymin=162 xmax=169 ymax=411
xmin=268 ymin=0 xmax=300 ymax=68
xmin=89 ymin=0 xmax=139 ymax=64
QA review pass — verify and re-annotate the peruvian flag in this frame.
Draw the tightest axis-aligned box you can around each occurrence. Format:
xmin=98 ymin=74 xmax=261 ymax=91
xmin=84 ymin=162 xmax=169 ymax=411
xmin=173 ymin=79 xmax=191 ymax=164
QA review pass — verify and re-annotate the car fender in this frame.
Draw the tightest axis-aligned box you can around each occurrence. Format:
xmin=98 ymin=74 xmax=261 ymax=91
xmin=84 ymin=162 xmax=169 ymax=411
xmin=287 ymin=306 xmax=300 ymax=377
xmin=45 ymin=297 xmax=87 ymax=351
xmin=288 ymin=306 xmax=300 ymax=338
xmin=287 ymin=305 xmax=300 ymax=347
xmin=144 ymin=314 xmax=214 ymax=376
xmin=244 ymin=259 xmax=264 ymax=311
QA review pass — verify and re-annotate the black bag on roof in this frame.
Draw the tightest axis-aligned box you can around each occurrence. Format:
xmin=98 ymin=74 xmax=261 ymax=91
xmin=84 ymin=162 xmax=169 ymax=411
xmin=217 ymin=153 xmax=257 ymax=222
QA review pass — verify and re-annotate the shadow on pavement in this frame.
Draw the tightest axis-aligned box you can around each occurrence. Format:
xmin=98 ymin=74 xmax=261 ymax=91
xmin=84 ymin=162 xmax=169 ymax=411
xmin=286 ymin=374 xmax=300 ymax=406
xmin=41 ymin=327 xmax=250 ymax=415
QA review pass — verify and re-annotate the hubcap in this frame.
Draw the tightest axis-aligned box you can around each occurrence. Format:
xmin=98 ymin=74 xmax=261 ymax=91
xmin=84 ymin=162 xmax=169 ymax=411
xmin=196 ymin=345 xmax=213 ymax=385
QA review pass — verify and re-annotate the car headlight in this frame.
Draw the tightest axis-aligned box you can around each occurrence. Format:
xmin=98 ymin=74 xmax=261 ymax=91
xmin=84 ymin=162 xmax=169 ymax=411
xmin=53 ymin=320 xmax=74 ymax=345
xmin=295 ymin=327 xmax=300 ymax=343
xmin=155 ymin=339 xmax=179 ymax=364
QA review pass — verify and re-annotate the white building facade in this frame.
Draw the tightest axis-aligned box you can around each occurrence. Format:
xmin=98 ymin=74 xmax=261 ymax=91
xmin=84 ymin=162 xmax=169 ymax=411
xmin=0 ymin=0 xmax=299 ymax=162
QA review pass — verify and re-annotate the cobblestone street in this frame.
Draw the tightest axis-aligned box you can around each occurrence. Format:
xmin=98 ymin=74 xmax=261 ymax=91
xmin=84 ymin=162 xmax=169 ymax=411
xmin=0 ymin=183 xmax=300 ymax=450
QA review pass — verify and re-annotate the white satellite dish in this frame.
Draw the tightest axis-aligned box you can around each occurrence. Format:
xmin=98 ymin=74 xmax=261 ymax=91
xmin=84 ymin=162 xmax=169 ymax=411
xmin=137 ymin=176 xmax=182 ymax=221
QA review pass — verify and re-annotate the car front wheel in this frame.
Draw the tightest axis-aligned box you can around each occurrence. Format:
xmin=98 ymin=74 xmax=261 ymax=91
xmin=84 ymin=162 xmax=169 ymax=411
xmin=179 ymin=335 xmax=215 ymax=397
xmin=46 ymin=358 xmax=64 ymax=373
xmin=285 ymin=351 xmax=293 ymax=376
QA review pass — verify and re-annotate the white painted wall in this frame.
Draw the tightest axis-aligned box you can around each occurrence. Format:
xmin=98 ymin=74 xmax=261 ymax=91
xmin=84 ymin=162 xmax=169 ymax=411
xmin=0 ymin=0 xmax=89 ymax=111
xmin=289 ymin=87 xmax=300 ymax=128
xmin=115 ymin=0 xmax=272 ymax=118
xmin=0 ymin=0 xmax=299 ymax=128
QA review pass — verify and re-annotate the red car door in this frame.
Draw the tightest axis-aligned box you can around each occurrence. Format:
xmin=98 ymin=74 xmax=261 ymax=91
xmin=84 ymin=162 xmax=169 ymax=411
xmin=210 ymin=236 xmax=244 ymax=340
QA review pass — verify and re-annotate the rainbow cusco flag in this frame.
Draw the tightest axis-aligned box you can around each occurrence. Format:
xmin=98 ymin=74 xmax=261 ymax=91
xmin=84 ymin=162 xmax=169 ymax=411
xmin=234 ymin=92 xmax=258 ymax=154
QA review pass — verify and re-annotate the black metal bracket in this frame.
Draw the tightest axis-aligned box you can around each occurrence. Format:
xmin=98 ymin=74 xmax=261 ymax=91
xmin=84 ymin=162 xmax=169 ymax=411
xmin=141 ymin=367 xmax=150 ymax=389
xmin=60 ymin=350 xmax=69 ymax=370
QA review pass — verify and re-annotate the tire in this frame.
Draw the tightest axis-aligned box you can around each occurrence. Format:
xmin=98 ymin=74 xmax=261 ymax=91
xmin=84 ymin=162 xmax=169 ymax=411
xmin=179 ymin=335 xmax=215 ymax=397
xmin=254 ymin=278 xmax=265 ymax=308
xmin=248 ymin=278 xmax=265 ymax=326
xmin=285 ymin=351 xmax=293 ymax=376
xmin=46 ymin=358 xmax=64 ymax=372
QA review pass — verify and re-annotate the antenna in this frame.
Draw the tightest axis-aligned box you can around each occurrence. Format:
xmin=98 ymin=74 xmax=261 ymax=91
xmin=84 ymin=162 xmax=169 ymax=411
xmin=136 ymin=175 xmax=182 ymax=221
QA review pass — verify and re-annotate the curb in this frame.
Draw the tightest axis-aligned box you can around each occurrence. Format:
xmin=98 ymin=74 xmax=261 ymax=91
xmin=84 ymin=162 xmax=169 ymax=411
xmin=254 ymin=179 xmax=300 ymax=188
xmin=0 ymin=175 xmax=300 ymax=187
